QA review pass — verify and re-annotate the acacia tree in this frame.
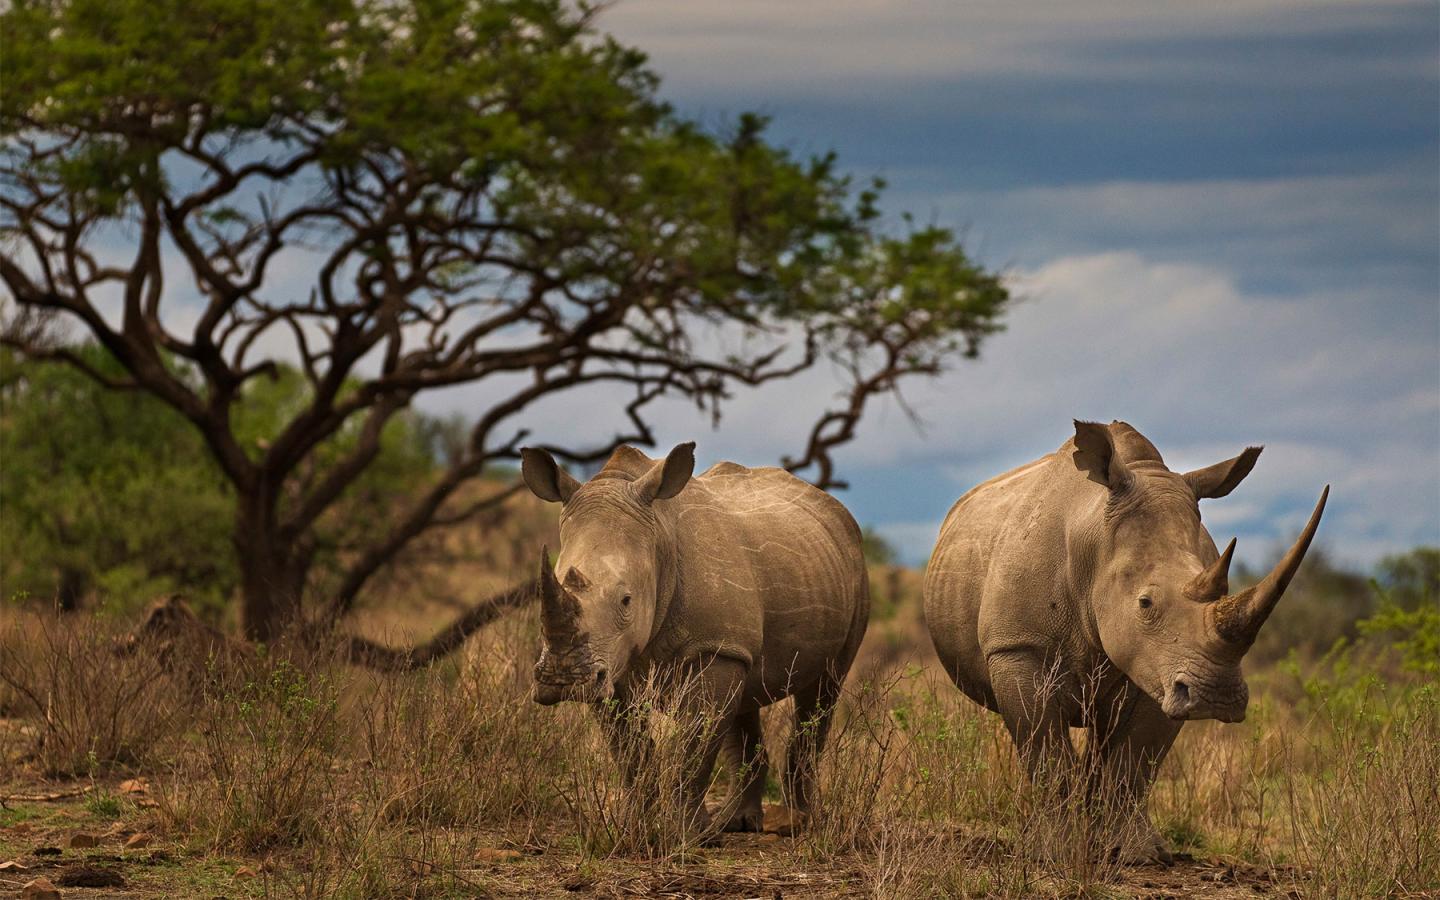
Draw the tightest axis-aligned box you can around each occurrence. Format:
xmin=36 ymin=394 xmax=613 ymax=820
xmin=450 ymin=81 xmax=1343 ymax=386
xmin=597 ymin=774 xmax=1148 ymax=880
xmin=1 ymin=0 xmax=1009 ymax=642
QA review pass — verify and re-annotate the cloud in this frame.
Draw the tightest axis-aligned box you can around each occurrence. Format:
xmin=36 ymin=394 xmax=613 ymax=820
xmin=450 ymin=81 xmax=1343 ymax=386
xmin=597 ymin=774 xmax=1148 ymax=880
xmin=600 ymin=0 xmax=1435 ymax=89
xmin=417 ymin=248 xmax=1437 ymax=568
xmin=902 ymin=163 xmax=1440 ymax=291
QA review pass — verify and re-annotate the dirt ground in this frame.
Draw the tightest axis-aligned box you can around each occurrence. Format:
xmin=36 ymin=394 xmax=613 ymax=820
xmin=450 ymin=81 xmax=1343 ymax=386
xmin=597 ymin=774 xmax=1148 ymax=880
xmin=1 ymin=774 xmax=1306 ymax=900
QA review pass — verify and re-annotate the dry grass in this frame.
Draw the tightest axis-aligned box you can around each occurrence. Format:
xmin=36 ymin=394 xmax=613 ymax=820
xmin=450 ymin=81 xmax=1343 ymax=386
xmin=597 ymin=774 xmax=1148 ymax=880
xmin=0 ymin=611 xmax=180 ymax=776
xmin=2 ymin=579 xmax=1436 ymax=898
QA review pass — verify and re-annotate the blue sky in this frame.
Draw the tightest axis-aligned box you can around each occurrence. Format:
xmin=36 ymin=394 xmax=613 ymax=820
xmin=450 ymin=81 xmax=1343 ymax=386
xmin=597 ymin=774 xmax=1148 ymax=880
xmin=478 ymin=0 xmax=1438 ymax=568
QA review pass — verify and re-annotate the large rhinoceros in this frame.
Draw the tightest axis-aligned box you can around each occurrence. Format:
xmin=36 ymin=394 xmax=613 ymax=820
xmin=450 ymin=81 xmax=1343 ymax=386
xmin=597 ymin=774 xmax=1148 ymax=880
xmin=520 ymin=442 xmax=870 ymax=832
xmin=923 ymin=420 xmax=1327 ymax=861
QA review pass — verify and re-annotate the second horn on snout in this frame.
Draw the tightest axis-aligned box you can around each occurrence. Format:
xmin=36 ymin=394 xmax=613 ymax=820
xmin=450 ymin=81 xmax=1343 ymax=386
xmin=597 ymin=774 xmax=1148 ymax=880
xmin=1186 ymin=536 xmax=1236 ymax=602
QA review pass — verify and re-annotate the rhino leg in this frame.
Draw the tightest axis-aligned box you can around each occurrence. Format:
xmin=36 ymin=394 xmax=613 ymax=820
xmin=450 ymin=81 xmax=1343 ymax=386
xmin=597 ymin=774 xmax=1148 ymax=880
xmin=719 ymin=704 xmax=768 ymax=832
xmin=784 ymin=672 xmax=843 ymax=816
xmin=677 ymin=657 xmax=749 ymax=835
xmin=988 ymin=650 xmax=1079 ymax=780
xmin=1088 ymin=691 xmax=1181 ymax=865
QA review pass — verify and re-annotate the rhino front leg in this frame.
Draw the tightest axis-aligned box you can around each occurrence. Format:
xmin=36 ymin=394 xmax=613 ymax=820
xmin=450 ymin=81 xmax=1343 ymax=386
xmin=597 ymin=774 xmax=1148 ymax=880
xmin=988 ymin=649 xmax=1078 ymax=781
xmin=677 ymin=657 xmax=748 ymax=835
xmin=988 ymin=649 xmax=1089 ymax=861
xmin=1089 ymin=691 xmax=1181 ymax=865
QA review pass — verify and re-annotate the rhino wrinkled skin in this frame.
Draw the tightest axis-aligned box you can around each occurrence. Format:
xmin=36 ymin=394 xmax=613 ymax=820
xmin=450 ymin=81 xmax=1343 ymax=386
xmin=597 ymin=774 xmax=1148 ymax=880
xmin=521 ymin=442 xmax=870 ymax=833
xmin=924 ymin=420 xmax=1327 ymax=862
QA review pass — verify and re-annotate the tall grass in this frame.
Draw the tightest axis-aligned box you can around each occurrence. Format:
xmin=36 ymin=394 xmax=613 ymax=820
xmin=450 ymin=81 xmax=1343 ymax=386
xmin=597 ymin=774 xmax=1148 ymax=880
xmin=3 ymin=599 xmax=1435 ymax=897
xmin=0 ymin=611 xmax=180 ymax=775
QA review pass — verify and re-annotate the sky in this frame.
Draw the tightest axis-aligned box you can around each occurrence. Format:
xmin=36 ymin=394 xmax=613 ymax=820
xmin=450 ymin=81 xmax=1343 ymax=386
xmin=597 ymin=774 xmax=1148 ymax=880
xmin=441 ymin=0 xmax=1439 ymax=568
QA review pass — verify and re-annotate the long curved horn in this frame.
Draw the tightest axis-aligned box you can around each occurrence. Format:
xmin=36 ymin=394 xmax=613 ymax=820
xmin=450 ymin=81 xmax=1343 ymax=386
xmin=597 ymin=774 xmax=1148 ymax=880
xmin=1211 ymin=486 xmax=1329 ymax=647
xmin=1186 ymin=537 xmax=1236 ymax=602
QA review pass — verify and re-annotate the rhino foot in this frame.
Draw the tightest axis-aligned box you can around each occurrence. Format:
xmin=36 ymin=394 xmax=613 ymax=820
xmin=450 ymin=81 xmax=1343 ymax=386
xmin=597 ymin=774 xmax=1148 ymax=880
xmin=1112 ymin=825 xmax=1174 ymax=866
xmin=721 ymin=807 xmax=765 ymax=833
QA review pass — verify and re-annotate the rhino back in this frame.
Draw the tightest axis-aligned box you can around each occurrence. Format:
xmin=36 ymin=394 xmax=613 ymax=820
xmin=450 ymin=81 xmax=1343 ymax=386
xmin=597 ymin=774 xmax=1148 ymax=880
xmin=661 ymin=464 xmax=868 ymax=702
xmin=923 ymin=447 xmax=1100 ymax=707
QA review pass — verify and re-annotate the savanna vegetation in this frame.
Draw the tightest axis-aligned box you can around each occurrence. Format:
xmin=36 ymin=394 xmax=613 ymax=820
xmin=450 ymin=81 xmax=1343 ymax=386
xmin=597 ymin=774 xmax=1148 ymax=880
xmin=2 ymin=1 xmax=1437 ymax=897
xmin=0 ymin=498 xmax=1435 ymax=897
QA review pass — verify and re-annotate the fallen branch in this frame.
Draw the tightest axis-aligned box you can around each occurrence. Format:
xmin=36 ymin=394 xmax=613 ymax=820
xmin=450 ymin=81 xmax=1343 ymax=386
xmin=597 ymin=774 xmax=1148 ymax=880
xmin=124 ymin=583 xmax=538 ymax=675
xmin=2 ymin=785 xmax=93 ymax=803
xmin=341 ymin=579 xmax=537 ymax=672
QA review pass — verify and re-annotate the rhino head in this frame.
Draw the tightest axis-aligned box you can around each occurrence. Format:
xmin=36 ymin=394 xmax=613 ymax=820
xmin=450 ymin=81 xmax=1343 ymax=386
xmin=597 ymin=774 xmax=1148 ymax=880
xmin=519 ymin=442 xmax=696 ymax=705
xmin=1072 ymin=421 xmax=1327 ymax=723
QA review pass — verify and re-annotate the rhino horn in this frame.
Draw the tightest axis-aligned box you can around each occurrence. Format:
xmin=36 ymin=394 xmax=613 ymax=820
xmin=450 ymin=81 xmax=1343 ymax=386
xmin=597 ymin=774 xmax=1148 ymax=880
xmin=538 ymin=545 xmax=581 ymax=642
xmin=1186 ymin=537 xmax=1236 ymax=602
xmin=1211 ymin=486 xmax=1329 ymax=647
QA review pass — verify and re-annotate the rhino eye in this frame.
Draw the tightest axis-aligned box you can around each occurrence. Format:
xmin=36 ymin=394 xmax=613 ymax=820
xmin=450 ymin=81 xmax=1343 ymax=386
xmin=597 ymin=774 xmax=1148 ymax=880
xmin=621 ymin=594 xmax=632 ymax=607
xmin=1138 ymin=595 xmax=1153 ymax=609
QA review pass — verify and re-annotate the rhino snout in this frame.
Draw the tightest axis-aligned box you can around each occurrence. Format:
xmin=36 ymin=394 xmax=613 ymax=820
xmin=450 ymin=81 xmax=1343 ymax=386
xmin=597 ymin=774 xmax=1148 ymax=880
xmin=1161 ymin=674 xmax=1248 ymax=723
xmin=533 ymin=658 xmax=614 ymax=705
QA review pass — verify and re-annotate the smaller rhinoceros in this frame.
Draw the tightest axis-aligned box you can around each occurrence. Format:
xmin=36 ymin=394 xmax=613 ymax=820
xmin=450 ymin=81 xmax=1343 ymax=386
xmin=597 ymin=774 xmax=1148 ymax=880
xmin=520 ymin=442 xmax=870 ymax=832
xmin=923 ymin=420 xmax=1327 ymax=861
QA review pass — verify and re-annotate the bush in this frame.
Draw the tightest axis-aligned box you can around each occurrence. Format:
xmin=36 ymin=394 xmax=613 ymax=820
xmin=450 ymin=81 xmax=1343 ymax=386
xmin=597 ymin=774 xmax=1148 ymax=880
xmin=0 ymin=610 xmax=181 ymax=775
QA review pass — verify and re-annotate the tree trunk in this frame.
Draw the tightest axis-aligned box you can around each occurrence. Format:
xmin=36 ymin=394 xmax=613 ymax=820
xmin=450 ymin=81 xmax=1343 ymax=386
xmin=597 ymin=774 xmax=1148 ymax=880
xmin=233 ymin=487 xmax=307 ymax=643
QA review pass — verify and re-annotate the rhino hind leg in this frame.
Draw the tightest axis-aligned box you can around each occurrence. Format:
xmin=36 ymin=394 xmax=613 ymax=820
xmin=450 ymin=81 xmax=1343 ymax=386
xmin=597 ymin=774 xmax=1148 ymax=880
xmin=783 ymin=672 xmax=844 ymax=816
xmin=719 ymin=704 xmax=768 ymax=832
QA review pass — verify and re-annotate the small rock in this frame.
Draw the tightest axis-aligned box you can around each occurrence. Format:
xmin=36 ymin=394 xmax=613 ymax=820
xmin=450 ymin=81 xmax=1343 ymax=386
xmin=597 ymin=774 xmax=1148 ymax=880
xmin=20 ymin=877 xmax=61 ymax=900
xmin=66 ymin=833 xmax=100 ymax=849
xmin=234 ymin=866 xmax=259 ymax=878
xmin=33 ymin=846 xmax=63 ymax=857
xmin=762 ymin=806 xmax=808 ymax=837
xmin=562 ymin=873 xmax=595 ymax=892
xmin=1 ymin=859 xmax=29 ymax=871
xmin=124 ymin=833 xmax=152 ymax=849
xmin=474 ymin=848 xmax=522 ymax=863
xmin=117 ymin=778 xmax=149 ymax=795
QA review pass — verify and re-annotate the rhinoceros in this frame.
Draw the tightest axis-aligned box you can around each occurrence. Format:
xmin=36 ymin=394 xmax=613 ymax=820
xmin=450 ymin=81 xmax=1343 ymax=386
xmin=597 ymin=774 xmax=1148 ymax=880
xmin=923 ymin=420 xmax=1327 ymax=861
xmin=519 ymin=441 xmax=870 ymax=832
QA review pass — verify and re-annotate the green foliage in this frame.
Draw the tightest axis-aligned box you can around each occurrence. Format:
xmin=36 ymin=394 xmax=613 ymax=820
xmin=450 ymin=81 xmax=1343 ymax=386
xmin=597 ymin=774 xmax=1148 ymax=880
xmin=860 ymin=527 xmax=898 ymax=566
xmin=1373 ymin=546 xmax=1439 ymax=611
xmin=0 ymin=346 xmax=235 ymax=614
xmin=2 ymin=0 xmax=1011 ymax=631
xmin=1358 ymin=547 xmax=1440 ymax=675
xmin=0 ymin=348 xmax=439 ymax=614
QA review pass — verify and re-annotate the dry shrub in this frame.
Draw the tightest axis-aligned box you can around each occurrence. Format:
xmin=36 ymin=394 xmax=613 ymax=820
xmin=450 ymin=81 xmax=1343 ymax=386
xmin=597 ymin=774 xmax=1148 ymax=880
xmin=795 ymin=666 xmax=1156 ymax=897
xmin=355 ymin=613 xmax=573 ymax=832
xmin=0 ymin=610 xmax=180 ymax=775
xmin=555 ymin=668 xmax=726 ymax=860
xmin=159 ymin=651 xmax=343 ymax=851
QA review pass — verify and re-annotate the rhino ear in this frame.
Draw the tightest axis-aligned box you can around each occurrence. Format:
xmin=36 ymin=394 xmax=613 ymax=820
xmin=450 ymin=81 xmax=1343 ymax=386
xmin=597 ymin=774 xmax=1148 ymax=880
xmin=1072 ymin=420 xmax=1132 ymax=492
xmin=634 ymin=442 xmax=695 ymax=504
xmin=1184 ymin=446 xmax=1262 ymax=499
xmin=520 ymin=447 xmax=582 ymax=503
